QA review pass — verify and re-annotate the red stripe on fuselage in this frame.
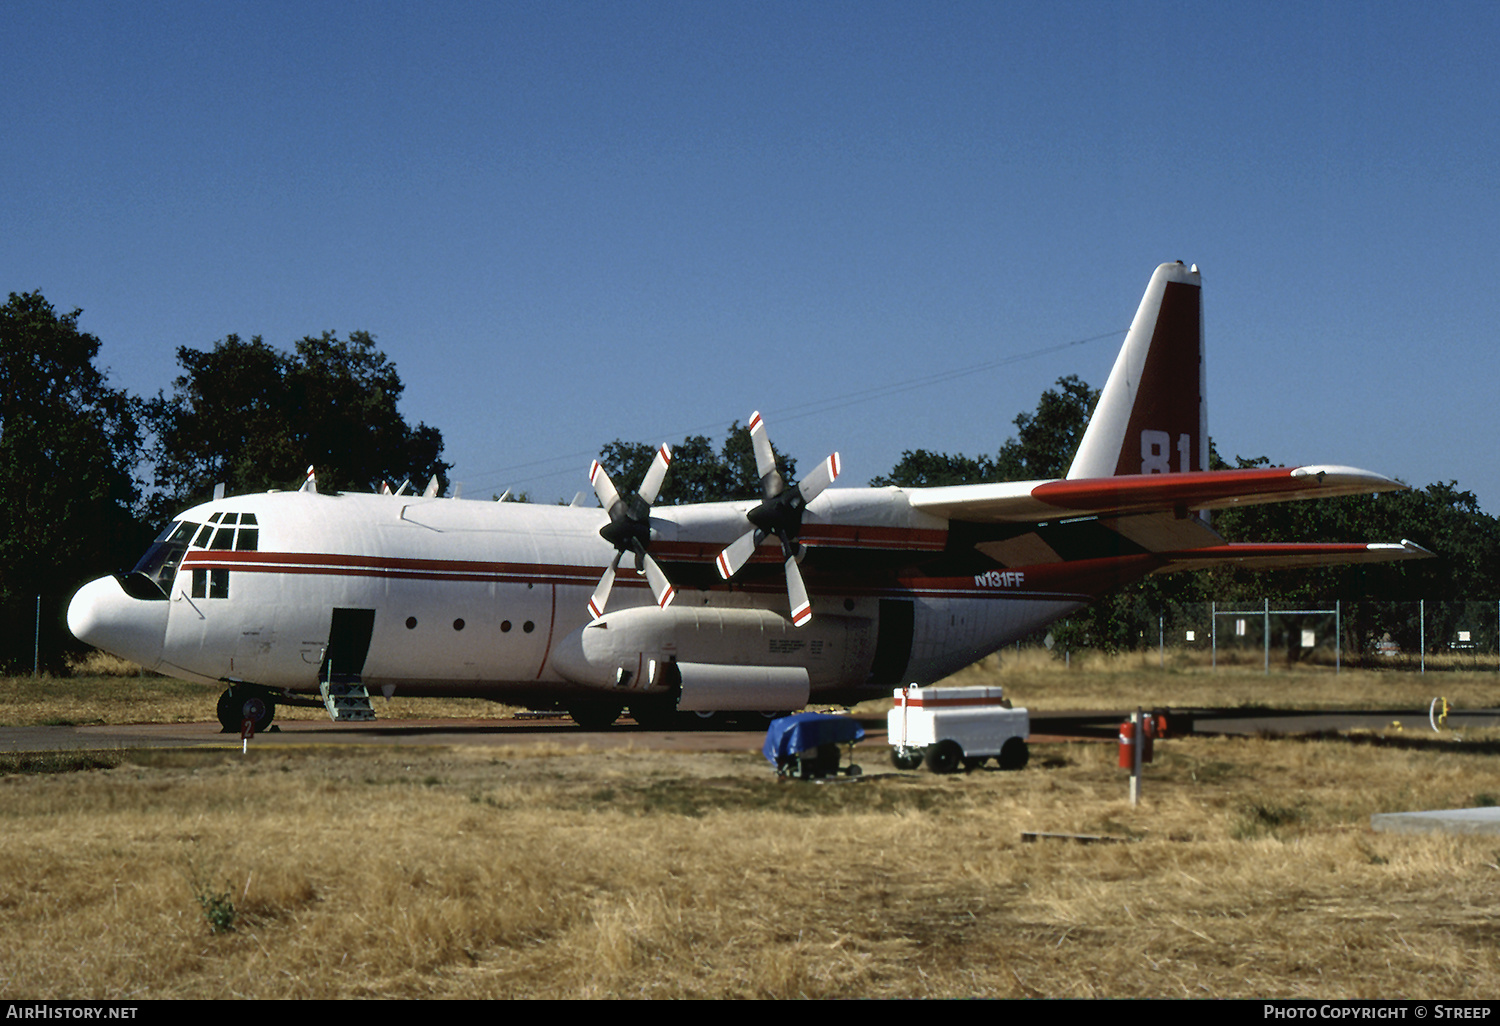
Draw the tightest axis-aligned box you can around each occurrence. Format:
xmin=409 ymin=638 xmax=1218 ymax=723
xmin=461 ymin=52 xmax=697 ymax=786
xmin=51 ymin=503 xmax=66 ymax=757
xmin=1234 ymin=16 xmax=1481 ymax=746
xmin=180 ymin=548 xmax=1154 ymax=605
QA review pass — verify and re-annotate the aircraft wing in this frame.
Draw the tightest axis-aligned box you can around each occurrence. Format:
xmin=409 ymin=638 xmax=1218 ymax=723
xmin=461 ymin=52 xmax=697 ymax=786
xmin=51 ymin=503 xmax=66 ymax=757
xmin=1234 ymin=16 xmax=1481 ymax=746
xmin=906 ymin=465 xmax=1406 ymax=524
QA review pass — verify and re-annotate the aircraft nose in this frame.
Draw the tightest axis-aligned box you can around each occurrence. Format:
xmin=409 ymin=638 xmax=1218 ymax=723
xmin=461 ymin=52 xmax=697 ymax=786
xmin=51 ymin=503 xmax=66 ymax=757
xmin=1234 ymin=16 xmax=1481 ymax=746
xmin=67 ymin=575 xmax=169 ymax=669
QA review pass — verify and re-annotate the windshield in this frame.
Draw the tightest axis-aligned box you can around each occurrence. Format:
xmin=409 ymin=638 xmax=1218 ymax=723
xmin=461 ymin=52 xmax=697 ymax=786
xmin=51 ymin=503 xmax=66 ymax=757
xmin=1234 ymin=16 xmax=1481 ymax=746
xmin=127 ymin=512 xmax=261 ymax=597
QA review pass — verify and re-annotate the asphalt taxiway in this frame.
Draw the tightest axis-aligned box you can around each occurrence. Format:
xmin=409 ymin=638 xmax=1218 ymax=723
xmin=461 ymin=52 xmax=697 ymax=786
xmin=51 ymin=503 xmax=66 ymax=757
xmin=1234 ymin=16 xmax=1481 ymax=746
xmin=5 ymin=706 xmax=1499 ymax=756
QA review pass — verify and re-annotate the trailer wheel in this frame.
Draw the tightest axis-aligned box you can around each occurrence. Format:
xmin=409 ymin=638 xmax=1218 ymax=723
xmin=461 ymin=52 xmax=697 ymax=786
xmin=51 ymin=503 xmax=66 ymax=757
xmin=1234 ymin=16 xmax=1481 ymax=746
xmin=998 ymin=737 xmax=1030 ymax=771
xmin=890 ymin=748 xmax=923 ymax=770
xmin=813 ymin=743 xmax=842 ymax=776
xmin=925 ymin=739 xmax=963 ymax=774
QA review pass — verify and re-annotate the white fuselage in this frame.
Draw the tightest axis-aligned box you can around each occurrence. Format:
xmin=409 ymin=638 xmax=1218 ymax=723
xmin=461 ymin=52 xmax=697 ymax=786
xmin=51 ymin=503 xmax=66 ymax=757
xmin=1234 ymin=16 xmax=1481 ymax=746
xmin=69 ymin=486 xmax=1108 ymax=710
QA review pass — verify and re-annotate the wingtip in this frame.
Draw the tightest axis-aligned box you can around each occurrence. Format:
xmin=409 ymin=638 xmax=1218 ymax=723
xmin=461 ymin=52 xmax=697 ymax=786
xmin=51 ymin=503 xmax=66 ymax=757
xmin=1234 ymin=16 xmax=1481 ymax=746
xmin=1290 ymin=465 xmax=1407 ymax=492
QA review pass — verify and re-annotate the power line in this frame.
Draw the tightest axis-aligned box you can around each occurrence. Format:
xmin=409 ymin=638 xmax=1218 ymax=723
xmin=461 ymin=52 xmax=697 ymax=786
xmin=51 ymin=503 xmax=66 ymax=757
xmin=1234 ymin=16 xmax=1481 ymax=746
xmin=466 ymin=327 xmax=1125 ymax=492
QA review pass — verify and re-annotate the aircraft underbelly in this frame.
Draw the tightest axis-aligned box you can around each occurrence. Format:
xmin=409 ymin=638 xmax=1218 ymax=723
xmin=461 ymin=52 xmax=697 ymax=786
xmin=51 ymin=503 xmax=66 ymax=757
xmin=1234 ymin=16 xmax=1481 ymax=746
xmin=905 ymin=595 xmax=1085 ymax=683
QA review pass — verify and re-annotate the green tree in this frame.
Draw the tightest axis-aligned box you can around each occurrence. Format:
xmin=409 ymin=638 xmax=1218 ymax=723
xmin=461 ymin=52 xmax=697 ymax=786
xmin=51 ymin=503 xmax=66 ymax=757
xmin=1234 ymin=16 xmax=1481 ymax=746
xmin=1208 ymin=479 xmax=1500 ymax=657
xmin=0 ymin=291 xmax=144 ymax=670
xmin=869 ymin=450 xmax=1001 ymax=488
xmin=870 ymin=375 xmax=1100 ymax=487
xmin=148 ymin=330 xmax=449 ymax=513
xmin=992 ymin=374 xmax=1100 ymax=480
xmin=597 ymin=422 xmax=797 ymax=505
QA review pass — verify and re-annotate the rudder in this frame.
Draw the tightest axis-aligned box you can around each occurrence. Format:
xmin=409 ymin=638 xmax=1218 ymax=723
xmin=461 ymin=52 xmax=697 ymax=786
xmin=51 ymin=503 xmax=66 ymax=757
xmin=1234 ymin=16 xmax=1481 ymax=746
xmin=1067 ymin=262 xmax=1205 ymax=479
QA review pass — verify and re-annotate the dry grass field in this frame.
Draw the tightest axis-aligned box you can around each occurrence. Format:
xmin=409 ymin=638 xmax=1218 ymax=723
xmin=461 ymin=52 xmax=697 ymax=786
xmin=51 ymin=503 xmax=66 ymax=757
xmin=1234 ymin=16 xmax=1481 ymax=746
xmin=3 ymin=654 xmax=1500 ymax=998
xmin=8 ymin=646 xmax=1500 ymax=729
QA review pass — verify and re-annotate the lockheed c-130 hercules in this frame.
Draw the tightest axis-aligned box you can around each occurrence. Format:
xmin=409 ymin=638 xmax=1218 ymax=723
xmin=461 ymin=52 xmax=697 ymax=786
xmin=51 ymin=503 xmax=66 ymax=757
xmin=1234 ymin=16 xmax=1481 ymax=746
xmin=68 ymin=262 xmax=1430 ymax=732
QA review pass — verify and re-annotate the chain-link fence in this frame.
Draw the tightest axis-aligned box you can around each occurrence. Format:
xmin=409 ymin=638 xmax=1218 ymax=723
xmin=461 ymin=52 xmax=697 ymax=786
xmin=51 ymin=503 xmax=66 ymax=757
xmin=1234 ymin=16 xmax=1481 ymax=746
xmin=1032 ymin=599 xmax=1500 ymax=671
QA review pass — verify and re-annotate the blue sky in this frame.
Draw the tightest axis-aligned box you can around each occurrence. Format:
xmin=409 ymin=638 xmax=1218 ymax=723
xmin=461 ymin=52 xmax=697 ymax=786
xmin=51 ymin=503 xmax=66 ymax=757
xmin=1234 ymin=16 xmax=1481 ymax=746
xmin=6 ymin=1 xmax=1497 ymax=516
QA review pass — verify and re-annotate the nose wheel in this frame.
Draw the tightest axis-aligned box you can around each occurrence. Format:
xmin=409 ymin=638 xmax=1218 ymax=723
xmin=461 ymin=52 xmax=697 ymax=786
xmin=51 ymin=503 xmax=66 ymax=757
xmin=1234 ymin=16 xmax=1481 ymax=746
xmin=217 ymin=685 xmax=276 ymax=734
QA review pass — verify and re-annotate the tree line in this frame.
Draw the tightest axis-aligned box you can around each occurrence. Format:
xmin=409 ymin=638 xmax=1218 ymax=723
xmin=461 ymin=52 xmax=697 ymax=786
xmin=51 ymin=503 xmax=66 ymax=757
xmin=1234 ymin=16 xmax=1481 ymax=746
xmin=602 ymin=374 xmax=1500 ymax=659
xmin=0 ymin=291 xmax=450 ymax=671
xmin=4 ymin=287 xmax=1496 ymax=670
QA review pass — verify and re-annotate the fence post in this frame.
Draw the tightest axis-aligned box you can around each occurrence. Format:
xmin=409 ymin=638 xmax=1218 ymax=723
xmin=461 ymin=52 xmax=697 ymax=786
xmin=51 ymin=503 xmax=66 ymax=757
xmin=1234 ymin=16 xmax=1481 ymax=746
xmin=1211 ymin=601 xmax=1217 ymax=670
xmin=1420 ymin=599 xmax=1426 ymax=674
xmin=1264 ymin=598 xmax=1270 ymax=675
xmin=34 ymin=594 xmax=41 ymax=677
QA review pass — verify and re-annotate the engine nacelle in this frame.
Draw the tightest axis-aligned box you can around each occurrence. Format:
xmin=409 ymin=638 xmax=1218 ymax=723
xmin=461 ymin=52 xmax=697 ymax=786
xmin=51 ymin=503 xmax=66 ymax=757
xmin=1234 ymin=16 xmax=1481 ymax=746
xmin=550 ymin=605 xmax=874 ymax=712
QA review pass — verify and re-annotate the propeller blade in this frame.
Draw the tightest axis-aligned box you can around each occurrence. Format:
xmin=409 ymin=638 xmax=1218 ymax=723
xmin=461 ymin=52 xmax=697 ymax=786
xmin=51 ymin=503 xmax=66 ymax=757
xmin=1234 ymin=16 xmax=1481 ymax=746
xmin=641 ymin=552 xmax=677 ymax=610
xmin=637 ymin=444 xmax=672 ymax=504
xmin=589 ymin=460 xmax=622 ymax=511
xmin=797 ymin=451 xmax=842 ymax=504
xmin=588 ymin=551 xmax=624 ymax=619
xmin=747 ymin=411 xmax=783 ymax=496
xmin=785 ymin=554 xmax=812 ymax=627
xmin=716 ymin=528 xmax=764 ymax=579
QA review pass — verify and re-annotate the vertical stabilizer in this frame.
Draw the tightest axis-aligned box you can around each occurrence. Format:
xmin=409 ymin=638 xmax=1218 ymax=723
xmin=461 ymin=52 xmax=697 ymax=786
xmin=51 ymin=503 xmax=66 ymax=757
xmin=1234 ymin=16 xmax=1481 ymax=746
xmin=1067 ymin=262 xmax=1205 ymax=479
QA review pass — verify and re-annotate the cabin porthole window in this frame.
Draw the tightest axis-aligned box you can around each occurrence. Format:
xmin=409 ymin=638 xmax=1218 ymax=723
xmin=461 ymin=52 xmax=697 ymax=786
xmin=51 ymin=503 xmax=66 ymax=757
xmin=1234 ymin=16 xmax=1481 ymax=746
xmin=453 ymin=619 xmax=465 ymax=631
xmin=500 ymin=620 xmax=512 ymax=633
xmin=523 ymin=621 xmax=535 ymax=633
xmin=405 ymin=617 xmax=418 ymax=630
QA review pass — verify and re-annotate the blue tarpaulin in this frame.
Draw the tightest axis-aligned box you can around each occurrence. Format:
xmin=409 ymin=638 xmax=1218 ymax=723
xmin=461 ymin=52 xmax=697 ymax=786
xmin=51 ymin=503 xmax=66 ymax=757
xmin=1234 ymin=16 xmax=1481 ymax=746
xmin=762 ymin=712 xmax=865 ymax=766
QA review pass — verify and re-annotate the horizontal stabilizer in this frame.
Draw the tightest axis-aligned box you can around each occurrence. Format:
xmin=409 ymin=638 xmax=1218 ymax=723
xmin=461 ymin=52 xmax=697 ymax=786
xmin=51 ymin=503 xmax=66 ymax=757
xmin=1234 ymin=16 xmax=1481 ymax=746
xmin=1154 ymin=538 xmax=1433 ymax=574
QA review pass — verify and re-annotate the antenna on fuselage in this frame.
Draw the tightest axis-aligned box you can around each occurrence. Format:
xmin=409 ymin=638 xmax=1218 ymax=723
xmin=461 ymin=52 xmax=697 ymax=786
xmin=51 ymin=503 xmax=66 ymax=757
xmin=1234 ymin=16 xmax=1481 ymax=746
xmin=213 ymin=483 xmax=226 ymax=500
xmin=300 ymin=466 xmax=317 ymax=493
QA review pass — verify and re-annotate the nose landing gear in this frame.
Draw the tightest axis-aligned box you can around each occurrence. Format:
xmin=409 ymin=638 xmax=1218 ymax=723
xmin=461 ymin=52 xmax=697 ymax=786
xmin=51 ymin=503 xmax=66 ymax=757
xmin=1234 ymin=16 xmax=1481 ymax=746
xmin=217 ymin=685 xmax=276 ymax=734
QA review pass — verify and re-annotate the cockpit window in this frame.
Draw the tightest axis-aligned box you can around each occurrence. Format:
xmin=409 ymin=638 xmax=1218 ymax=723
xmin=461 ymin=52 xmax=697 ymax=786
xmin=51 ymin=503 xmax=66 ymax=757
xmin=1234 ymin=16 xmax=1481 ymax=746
xmin=128 ymin=511 xmax=263 ymax=597
xmin=130 ymin=520 xmax=200 ymax=594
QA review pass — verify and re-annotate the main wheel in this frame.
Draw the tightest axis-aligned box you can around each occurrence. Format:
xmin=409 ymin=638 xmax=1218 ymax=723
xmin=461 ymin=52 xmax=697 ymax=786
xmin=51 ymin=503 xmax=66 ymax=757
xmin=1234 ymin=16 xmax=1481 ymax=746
xmin=998 ymin=737 xmax=1030 ymax=771
xmin=628 ymin=697 xmax=679 ymax=730
xmin=925 ymin=739 xmax=963 ymax=775
xmin=567 ymin=702 xmax=623 ymax=730
xmin=217 ymin=686 xmax=275 ymax=734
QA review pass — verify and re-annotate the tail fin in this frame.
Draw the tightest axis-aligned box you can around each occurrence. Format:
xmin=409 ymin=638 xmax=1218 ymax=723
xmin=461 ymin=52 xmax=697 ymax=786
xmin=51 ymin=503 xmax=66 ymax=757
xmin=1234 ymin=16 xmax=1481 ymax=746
xmin=1067 ymin=262 xmax=1205 ymax=479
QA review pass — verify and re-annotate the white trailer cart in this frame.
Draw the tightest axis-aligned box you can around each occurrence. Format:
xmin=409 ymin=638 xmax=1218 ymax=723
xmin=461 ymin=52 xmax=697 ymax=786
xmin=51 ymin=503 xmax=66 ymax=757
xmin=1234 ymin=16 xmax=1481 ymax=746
xmin=887 ymin=685 xmax=1030 ymax=773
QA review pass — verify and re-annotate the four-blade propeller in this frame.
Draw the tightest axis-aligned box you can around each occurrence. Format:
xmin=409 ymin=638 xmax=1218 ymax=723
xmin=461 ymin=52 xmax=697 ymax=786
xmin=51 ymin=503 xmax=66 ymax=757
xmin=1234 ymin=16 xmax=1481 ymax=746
xmin=587 ymin=444 xmax=676 ymax=619
xmin=714 ymin=411 xmax=841 ymax=627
